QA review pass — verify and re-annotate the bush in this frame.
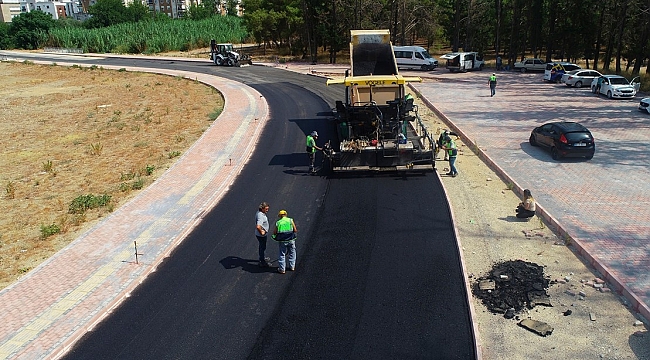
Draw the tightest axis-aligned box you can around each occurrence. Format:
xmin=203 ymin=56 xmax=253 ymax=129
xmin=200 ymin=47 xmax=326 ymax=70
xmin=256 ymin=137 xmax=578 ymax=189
xmin=68 ymin=194 xmax=112 ymax=214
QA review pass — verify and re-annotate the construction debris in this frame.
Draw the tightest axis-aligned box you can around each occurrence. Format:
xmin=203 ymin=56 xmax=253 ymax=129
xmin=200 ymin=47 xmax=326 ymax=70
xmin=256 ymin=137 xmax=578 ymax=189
xmin=472 ymin=260 xmax=552 ymax=315
xmin=518 ymin=319 xmax=554 ymax=336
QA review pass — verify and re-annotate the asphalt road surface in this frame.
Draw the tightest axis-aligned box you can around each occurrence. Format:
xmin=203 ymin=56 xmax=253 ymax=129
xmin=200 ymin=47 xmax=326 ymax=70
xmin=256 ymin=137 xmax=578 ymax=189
xmin=3 ymin=53 xmax=476 ymax=359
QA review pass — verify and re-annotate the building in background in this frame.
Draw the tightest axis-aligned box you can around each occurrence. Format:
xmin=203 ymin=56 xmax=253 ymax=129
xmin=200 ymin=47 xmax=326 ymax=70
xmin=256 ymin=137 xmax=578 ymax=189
xmin=1 ymin=0 xmax=239 ymax=22
xmin=0 ymin=0 xmax=22 ymax=21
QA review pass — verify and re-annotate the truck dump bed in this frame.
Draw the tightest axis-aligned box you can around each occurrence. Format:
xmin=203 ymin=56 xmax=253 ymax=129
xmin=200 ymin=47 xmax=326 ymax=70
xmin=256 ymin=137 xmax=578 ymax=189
xmin=350 ymin=30 xmax=398 ymax=76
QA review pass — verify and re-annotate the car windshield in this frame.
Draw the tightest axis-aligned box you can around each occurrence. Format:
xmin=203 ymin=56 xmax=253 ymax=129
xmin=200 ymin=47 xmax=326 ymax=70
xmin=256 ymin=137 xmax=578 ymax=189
xmin=422 ymin=50 xmax=433 ymax=59
xmin=609 ymin=77 xmax=629 ymax=85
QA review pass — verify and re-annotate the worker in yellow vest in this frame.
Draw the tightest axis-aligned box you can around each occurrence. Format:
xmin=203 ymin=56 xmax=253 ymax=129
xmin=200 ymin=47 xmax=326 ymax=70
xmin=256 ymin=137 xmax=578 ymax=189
xmin=272 ymin=210 xmax=298 ymax=274
xmin=306 ymin=131 xmax=323 ymax=174
xmin=489 ymin=73 xmax=497 ymax=97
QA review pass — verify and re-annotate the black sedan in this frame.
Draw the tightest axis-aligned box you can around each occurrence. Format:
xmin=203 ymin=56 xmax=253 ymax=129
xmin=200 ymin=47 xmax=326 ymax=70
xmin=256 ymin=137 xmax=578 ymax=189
xmin=529 ymin=122 xmax=595 ymax=160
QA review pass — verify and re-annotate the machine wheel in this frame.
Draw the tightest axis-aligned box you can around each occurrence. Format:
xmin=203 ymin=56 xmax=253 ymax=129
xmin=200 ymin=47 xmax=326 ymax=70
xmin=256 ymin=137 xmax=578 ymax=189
xmin=551 ymin=147 xmax=560 ymax=160
xmin=215 ymin=57 xmax=224 ymax=66
xmin=226 ymin=58 xmax=235 ymax=66
xmin=607 ymin=90 xmax=613 ymax=99
xmin=529 ymin=134 xmax=538 ymax=147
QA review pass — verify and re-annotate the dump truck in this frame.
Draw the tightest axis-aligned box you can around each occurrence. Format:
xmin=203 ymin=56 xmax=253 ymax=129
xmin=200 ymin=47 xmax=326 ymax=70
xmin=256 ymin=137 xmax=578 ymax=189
xmin=325 ymin=30 xmax=437 ymax=172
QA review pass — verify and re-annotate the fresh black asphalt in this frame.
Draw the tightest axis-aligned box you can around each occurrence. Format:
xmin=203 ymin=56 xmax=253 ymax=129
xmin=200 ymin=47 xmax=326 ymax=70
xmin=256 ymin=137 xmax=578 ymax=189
xmin=16 ymin=56 xmax=477 ymax=359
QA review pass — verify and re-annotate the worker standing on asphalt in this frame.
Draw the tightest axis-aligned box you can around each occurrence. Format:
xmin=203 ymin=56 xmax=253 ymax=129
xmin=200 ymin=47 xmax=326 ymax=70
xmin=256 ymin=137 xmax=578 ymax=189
xmin=489 ymin=73 xmax=497 ymax=97
xmin=272 ymin=210 xmax=298 ymax=274
xmin=306 ymin=131 xmax=323 ymax=175
xmin=441 ymin=135 xmax=458 ymax=177
xmin=255 ymin=202 xmax=271 ymax=267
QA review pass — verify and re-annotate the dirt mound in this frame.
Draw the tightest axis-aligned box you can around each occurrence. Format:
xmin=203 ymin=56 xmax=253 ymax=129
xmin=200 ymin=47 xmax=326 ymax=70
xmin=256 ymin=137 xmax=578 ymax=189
xmin=472 ymin=260 xmax=552 ymax=317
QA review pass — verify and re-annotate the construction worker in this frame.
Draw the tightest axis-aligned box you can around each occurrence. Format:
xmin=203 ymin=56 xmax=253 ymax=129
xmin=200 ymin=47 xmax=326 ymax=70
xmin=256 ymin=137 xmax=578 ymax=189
xmin=255 ymin=202 xmax=271 ymax=267
xmin=306 ymin=131 xmax=323 ymax=174
xmin=489 ymin=73 xmax=497 ymax=97
xmin=272 ymin=210 xmax=298 ymax=274
xmin=441 ymin=135 xmax=458 ymax=177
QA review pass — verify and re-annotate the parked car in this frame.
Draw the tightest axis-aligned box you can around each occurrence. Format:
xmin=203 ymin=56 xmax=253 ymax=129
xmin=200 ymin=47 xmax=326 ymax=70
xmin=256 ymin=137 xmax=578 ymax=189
xmin=440 ymin=52 xmax=484 ymax=72
xmin=529 ymin=122 xmax=595 ymax=160
xmin=561 ymin=69 xmax=602 ymax=88
xmin=590 ymin=75 xmax=640 ymax=99
xmin=393 ymin=46 xmax=438 ymax=71
xmin=514 ymin=58 xmax=546 ymax=72
xmin=544 ymin=62 xmax=581 ymax=82
xmin=638 ymin=98 xmax=650 ymax=114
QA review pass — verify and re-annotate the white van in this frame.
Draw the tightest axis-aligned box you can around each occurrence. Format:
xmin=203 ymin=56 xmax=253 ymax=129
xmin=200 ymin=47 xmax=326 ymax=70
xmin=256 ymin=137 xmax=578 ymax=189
xmin=393 ymin=46 xmax=438 ymax=71
xmin=440 ymin=52 xmax=484 ymax=72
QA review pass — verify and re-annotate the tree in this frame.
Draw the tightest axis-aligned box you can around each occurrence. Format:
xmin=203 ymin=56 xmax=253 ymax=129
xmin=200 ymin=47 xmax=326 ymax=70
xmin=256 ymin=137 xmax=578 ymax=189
xmin=0 ymin=21 xmax=13 ymax=49
xmin=187 ymin=0 xmax=218 ymax=20
xmin=84 ymin=0 xmax=129 ymax=28
xmin=126 ymin=1 xmax=152 ymax=23
xmin=8 ymin=10 xmax=56 ymax=50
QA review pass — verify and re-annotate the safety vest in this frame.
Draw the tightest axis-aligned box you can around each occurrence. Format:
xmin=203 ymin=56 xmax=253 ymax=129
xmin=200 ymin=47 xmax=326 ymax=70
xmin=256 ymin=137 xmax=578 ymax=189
xmin=306 ymin=135 xmax=316 ymax=153
xmin=447 ymin=140 xmax=458 ymax=157
xmin=274 ymin=217 xmax=296 ymax=241
xmin=489 ymin=75 xmax=497 ymax=84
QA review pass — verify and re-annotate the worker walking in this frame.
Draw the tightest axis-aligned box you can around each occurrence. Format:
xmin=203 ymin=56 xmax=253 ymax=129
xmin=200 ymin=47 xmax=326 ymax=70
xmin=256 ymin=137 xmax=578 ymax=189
xmin=441 ymin=135 xmax=458 ymax=177
xmin=306 ymin=131 xmax=323 ymax=175
xmin=489 ymin=73 xmax=497 ymax=97
xmin=272 ymin=210 xmax=298 ymax=274
xmin=255 ymin=202 xmax=272 ymax=267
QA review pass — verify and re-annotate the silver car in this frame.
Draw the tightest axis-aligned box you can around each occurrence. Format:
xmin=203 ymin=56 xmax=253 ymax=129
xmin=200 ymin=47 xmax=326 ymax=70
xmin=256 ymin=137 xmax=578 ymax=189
xmin=561 ymin=69 xmax=602 ymax=88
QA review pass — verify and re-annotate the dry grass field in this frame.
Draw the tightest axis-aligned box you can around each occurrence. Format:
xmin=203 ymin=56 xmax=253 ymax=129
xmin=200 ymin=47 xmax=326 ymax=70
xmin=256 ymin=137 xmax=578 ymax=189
xmin=0 ymin=61 xmax=223 ymax=289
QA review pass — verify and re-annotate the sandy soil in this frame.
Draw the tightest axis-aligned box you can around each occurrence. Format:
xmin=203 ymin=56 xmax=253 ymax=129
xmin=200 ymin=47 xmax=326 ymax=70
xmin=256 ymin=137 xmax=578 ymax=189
xmin=0 ymin=61 xmax=223 ymax=289
xmin=1 ymin=59 xmax=648 ymax=359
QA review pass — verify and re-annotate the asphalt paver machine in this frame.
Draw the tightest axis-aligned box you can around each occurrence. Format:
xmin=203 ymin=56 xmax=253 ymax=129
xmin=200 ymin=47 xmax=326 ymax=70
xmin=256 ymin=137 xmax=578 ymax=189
xmin=326 ymin=30 xmax=436 ymax=172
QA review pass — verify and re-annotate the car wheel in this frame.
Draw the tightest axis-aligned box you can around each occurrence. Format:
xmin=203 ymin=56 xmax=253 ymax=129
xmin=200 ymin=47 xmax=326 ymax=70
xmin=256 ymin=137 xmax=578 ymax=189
xmin=421 ymin=65 xmax=429 ymax=71
xmin=585 ymin=153 xmax=594 ymax=160
xmin=551 ymin=147 xmax=560 ymax=160
xmin=529 ymin=134 xmax=538 ymax=146
xmin=607 ymin=90 xmax=613 ymax=99
xmin=575 ymin=81 xmax=582 ymax=88
xmin=479 ymin=64 xmax=484 ymax=70
xmin=520 ymin=68 xmax=527 ymax=73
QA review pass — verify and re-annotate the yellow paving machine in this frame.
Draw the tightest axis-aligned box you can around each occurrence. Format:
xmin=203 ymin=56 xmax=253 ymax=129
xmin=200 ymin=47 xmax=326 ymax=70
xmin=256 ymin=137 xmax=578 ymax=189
xmin=326 ymin=30 xmax=437 ymax=172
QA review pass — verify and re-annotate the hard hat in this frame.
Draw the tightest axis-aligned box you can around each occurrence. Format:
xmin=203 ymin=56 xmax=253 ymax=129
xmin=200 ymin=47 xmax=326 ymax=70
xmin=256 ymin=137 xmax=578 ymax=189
xmin=278 ymin=210 xmax=287 ymax=216
xmin=311 ymin=131 xmax=318 ymax=137
xmin=492 ymin=73 xmax=496 ymax=76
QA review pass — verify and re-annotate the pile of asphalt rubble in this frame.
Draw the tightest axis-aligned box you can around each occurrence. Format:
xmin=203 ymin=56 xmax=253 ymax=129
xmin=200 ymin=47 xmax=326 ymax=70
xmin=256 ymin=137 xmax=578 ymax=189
xmin=473 ymin=260 xmax=554 ymax=336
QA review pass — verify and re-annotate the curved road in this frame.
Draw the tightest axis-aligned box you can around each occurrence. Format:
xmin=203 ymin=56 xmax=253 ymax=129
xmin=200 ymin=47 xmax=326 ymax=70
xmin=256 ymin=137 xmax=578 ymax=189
xmin=2 ymin=53 xmax=477 ymax=359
